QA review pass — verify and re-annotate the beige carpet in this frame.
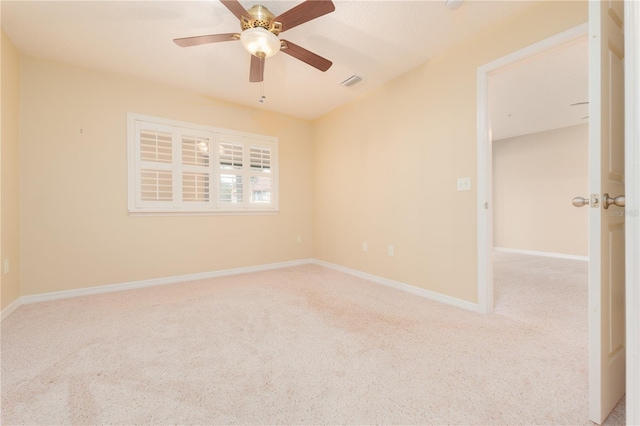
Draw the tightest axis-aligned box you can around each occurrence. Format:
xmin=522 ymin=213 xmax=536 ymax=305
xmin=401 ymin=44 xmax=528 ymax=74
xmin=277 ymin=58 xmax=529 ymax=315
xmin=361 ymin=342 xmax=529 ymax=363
xmin=0 ymin=253 xmax=625 ymax=424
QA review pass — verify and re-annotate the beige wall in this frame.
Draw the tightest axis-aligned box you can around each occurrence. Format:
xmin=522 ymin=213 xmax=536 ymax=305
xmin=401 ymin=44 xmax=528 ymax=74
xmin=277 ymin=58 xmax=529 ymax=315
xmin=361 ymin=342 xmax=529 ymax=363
xmin=6 ymin=1 xmax=589 ymax=303
xmin=20 ymin=55 xmax=314 ymax=296
xmin=493 ymin=125 xmax=588 ymax=256
xmin=312 ymin=1 xmax=587 ymax=303
xmin=1 ymin=29 xmax=22 ymax=310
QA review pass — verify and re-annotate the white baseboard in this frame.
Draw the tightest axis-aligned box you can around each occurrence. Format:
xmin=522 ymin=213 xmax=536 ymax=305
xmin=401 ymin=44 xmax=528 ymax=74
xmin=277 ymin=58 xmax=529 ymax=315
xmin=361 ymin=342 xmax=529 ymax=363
xmin=13 ymin=259 xmax=313 ymax=310
xmin=494 ymin=247 xmax=589 ymax=261
xmin=2 ymin=257 xmax=479 ymax=320
xmin=312 ymin=259 xmax=479 ymax=313
xmin=1 ymin=297 xmax=22 ymax=321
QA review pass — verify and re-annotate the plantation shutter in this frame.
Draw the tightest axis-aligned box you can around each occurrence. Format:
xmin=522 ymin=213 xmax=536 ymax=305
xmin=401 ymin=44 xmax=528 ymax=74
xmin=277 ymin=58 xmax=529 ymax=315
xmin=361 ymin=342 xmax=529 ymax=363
xmin=218 ymin=134 xmax=245 ymax=205
xmin=128 ymin=113 xmax=278 ymax=214
xmin=180 ymin=132 xmax=214 ymax=208
xmin=249 ymin=142 xmax=273 ymax=204
xmin=137 ymin=123 xmax=175 ymax=207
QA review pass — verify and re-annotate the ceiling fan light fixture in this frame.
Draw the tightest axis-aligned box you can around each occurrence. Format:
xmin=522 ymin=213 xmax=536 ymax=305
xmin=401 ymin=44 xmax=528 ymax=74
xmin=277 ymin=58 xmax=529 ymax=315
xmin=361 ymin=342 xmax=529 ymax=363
xmin=240 ymin=27 xmax=280 ymax=58
xmin=444 ymin=0 xmax=463 ymax=10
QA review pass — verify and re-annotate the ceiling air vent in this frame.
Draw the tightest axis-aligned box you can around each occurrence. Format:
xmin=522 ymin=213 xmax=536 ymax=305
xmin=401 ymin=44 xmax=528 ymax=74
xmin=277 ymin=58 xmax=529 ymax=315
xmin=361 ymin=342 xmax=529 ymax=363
xmin=340 ymin=75 xmax=363 ymax=87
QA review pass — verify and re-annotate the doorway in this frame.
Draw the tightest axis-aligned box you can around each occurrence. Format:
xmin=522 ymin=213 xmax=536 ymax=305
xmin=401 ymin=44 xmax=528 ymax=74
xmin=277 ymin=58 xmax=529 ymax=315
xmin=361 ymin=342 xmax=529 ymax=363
xmin=478 ymin=6 xmax=640 ymax=424
xmin=476 ymin=23 xmax=588 ymax=314
xmin=476 ymin=16 xmax=634 ymax=423
xmin=490 ymin=39 xmax=589 ymax=264
xmin=489 ymin=37 xmax=590 ymax=325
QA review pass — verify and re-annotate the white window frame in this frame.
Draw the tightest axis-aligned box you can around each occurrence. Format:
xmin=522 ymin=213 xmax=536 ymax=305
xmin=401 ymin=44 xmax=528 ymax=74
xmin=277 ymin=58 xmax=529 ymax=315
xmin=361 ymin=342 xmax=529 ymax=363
xmin=127 ymin=113 xmax=279 ymax=216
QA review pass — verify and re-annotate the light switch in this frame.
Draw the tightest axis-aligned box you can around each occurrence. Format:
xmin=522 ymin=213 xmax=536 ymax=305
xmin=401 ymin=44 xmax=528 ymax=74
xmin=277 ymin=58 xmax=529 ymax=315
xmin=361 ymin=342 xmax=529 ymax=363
xmin=457 ymin=177 xmax=471 ymax=191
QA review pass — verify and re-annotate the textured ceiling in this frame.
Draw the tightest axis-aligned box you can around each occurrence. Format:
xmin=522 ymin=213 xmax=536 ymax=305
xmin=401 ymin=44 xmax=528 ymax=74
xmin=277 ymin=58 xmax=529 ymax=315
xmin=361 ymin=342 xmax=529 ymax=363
xmin=1 ymin=0 xmax=540 ymax=121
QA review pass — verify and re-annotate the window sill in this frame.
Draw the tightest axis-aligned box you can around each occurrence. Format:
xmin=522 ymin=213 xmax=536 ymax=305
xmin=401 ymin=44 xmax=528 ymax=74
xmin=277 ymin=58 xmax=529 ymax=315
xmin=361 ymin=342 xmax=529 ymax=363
xmin=128 ymin=209 xmax=279 ymax=217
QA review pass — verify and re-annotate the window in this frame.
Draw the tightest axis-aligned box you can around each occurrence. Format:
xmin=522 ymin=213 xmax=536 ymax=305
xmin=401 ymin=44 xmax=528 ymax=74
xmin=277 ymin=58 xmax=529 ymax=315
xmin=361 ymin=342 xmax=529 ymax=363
xmin=128 ymin=113 xmax=278 ymax=215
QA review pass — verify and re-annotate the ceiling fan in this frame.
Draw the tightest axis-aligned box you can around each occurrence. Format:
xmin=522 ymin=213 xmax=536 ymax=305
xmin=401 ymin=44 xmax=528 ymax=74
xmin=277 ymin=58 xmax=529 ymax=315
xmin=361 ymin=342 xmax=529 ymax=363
xmin=174 ymin=0 xmax=335 ymax=83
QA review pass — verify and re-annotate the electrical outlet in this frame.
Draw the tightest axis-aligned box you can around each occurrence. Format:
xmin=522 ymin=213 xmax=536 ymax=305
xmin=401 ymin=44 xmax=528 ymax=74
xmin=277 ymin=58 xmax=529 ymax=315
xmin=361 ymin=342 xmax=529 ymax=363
xmin=296 ymin=235 xmax=302 ymax=243
xmin=388 ymin=246 xmax=394 ymax=256
xmin=3 ymin=259 xmax=9 ymax=274
xmin=362 ymin=242 xmax=368 ymax=252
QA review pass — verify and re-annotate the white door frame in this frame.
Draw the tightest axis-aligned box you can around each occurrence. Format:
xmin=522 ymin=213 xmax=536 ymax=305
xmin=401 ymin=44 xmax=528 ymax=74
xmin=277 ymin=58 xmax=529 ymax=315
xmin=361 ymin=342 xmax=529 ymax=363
xmin=476 ymin=12 xmax=640 ymax=425
xmin=476 ymin=22 xmax=588 ymax=315
xmin=624 ymin=1 xmax=640 ymax=424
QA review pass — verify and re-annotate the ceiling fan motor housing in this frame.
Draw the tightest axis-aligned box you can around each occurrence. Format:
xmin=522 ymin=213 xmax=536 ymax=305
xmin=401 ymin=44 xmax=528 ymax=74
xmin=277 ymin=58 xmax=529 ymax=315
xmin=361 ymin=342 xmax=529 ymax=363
xmin=241 ymin=5 xmax=282 ymax=35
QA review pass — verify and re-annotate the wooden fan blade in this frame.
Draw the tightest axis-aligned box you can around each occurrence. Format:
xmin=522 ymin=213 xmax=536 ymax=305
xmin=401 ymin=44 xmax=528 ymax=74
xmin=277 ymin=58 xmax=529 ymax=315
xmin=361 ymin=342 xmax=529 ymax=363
xmin=275 ymin=0 xmax=335 ymax=33
xmin=280 ymin=40 xmax=332 ymax=72
xmin=220 ymin=0 xmax=249 ymax=21
xmin=174 ymin=33 xmax=239 ymax=47
xmin=250 ymin=55 xmax=265 ymax=82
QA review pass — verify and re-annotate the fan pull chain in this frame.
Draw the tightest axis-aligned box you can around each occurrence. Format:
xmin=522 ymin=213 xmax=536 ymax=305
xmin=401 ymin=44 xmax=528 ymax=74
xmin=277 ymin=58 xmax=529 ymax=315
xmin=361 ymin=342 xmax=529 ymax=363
xmin=259 ymin=81 xmax=265 ymax=103
xmin=259 ymin=59 xmax=266 ymax=104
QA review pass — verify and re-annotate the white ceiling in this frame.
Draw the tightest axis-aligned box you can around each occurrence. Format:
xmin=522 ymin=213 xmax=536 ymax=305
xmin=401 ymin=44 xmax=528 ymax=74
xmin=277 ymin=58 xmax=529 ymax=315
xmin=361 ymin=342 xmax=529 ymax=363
xmin=2 ymin=0 xmax=542 ymax=121
xmin=2 ymin=0 xmax=588 ymax=137
xmin=491 ymin=38 xmax=589 ymax=141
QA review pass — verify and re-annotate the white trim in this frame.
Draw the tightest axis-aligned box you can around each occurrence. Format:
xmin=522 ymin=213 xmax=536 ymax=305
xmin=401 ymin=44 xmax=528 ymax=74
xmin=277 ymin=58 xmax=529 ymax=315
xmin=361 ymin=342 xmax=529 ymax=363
xmin=494 ymin=247 xmax=589 ymax=262
xmin=19 ymin=259 xmax=313 ymax=306
xmin=313 ymin=260 xmax=479 ymax=313
xmin=625 ymin=1 xmax=640 ymax=424
xmin=129 ymin=210 xmax=279 ymax=217
xmin=476 ymin=62 xmax=493 ymax=315
xmin=0 ymin=297 xmax=22 ymax=321
xmin=3 ymin=258 xmax=478 ymax=320
xmin=476 ymin=23 xmax=589 ymax=315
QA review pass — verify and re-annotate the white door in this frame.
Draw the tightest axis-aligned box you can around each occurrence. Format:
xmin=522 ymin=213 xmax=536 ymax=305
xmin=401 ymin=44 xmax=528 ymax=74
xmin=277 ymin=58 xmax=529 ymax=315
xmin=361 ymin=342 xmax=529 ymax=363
xmin=588 ymin=1 xmax=626 ymax=423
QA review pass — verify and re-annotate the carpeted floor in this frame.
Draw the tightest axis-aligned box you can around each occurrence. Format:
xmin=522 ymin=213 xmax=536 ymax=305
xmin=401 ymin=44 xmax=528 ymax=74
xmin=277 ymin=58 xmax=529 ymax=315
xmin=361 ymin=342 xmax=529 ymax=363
xmin=0 ymin=253 xmax=625 ymax=424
